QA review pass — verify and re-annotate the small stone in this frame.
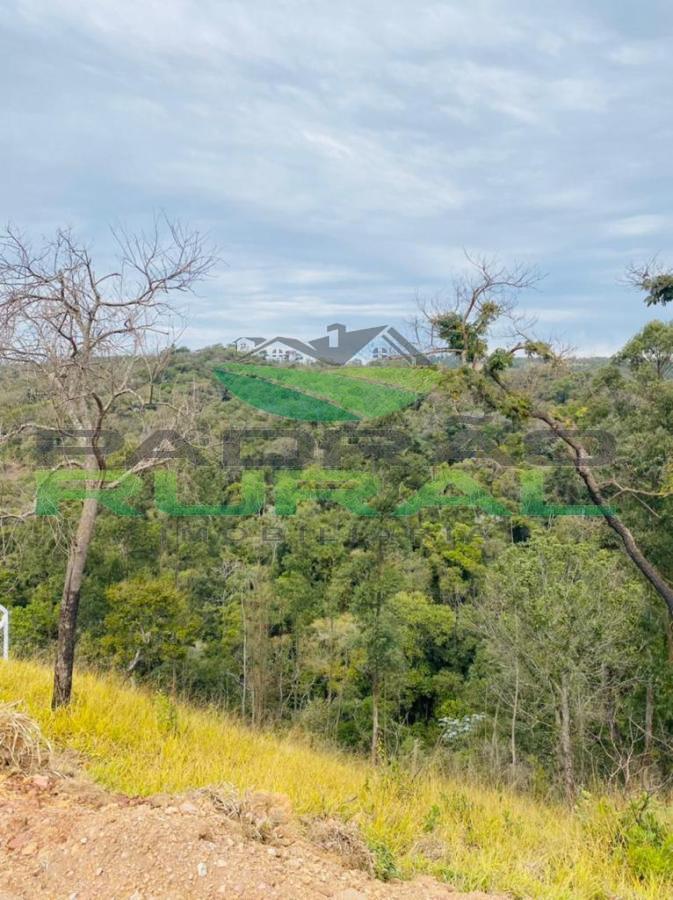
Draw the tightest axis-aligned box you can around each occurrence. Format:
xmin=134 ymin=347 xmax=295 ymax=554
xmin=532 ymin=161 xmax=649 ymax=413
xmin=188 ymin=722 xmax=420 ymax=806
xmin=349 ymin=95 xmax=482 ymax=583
xmin=31 ymin=775 xmax=50 ymax=790
xmin=7 ymin=833 xmax=31 ymax=852
xmin=96 ymin=868 xmax=104 ymax=876
xmin=180 ymin=801 xmax=199 ymax=815
xmin=215 ymin=859 xmax=227 ymax=868
xmin=197 ymin=862 xmax=208 ymax=878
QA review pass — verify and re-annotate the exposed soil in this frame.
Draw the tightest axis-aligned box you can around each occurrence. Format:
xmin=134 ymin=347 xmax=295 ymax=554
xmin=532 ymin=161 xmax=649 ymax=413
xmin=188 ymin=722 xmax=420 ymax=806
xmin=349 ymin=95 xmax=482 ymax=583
xmin=0 ymin=773 xmax=503 ymax=900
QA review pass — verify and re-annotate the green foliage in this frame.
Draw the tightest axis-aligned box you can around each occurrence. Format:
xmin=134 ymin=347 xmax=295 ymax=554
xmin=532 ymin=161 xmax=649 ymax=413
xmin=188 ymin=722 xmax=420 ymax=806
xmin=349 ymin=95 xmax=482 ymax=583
xmin=154 ymin=692 xmax=182 ymax=737
xmin=368 ymin=838 xmax=400 ymax=881
xmin=101 ymin=575 xmax=195 ymax=678
xmin=618 ymin=795 xmax=673 ymax=880
xmin=4 ymin=332 xmax=673 ymax=800
xmin=9 ymin=581 xmax=60 ymax=654
xmin=423 ymin=803 xmax=441 ymax=832
xmin=615 ymin=320 xmax=673 ymax=378
xmin=434 ymin=307 xmax=498 ymax=364
xmin=485 ymin=348 xmax=514 ymax=374
xmin=640 ymin=273 xmax=673 ymax=307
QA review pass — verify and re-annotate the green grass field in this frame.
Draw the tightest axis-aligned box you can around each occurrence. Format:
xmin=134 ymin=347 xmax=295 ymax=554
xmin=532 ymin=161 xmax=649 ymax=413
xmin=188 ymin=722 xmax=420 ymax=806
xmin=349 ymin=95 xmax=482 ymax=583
xmin=334 ymin=365 xmax=446 ymax=393
xmin=215 ymin=364 xmax=445 ymax=421
xmin=217 ymin=364 xmax=420 ymax=419
xmin=215 ymin=368 xmax=359 ymax=421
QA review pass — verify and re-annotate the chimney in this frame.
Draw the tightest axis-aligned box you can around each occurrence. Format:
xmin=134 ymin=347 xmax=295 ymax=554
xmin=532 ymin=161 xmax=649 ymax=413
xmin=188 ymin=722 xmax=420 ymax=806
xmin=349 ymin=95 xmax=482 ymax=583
xmin=327 ymin=323 xmax=346 ymax=349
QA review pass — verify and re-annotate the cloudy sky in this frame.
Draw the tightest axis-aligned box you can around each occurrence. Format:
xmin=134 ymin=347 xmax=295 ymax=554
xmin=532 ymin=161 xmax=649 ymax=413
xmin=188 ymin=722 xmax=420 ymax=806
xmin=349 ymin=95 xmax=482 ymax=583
xmin=3 ymin=1 xmax=673 ymax=353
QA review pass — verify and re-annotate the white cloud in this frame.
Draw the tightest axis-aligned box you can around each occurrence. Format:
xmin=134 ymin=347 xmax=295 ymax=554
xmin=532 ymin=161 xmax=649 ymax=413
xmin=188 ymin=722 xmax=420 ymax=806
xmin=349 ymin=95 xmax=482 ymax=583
xmin=607 ymin=215 xmax=671 ymax=237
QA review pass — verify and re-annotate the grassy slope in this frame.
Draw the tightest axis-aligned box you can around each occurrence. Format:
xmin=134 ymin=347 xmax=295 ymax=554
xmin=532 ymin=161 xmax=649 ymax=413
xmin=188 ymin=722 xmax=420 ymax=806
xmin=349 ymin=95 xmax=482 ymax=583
xmin=333 ymin=365 xmax=446 ymax=393
xmin=218 ymin=364 xmax=441 ymax=417
xmin=214 ymin=369 xmax=359 ymax=421
xmin=0 ymin=660 xmax=665 ymax=899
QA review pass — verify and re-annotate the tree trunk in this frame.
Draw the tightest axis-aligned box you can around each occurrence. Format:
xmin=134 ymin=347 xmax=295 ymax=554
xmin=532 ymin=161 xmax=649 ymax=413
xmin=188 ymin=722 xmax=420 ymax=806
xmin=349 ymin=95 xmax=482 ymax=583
xmin=487 ymin=373 xmax=673 ymax=621
xmin=52 ymin=497 xmax=99 ymax=709
xmin=241 ymin=597 xmax=248 ymax=720
xmin=371 ymin=677 xmax=380 ymax=765
xmin=491 ymin=699 xmax=500 ymax=770
xmin=644 ymin=681 xmax=654 ymax=785
xmin=645 ymin=682 xmax=654 ymax=752
xmin=532 ymin=408 xmax=673 ymax=620
xmin=510 ymin=658 xmax=519 ymax=770
xmin=558 ymin=676 xmax=575 ymax=801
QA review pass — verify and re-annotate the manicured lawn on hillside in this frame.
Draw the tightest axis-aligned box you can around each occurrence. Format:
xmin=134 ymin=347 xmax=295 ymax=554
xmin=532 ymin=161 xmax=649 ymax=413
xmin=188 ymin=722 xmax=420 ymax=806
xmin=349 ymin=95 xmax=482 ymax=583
xmin=215 ymin=369 xmax=358 ymax=421
xmin=218 ymin=364 xmax=423 ymax=418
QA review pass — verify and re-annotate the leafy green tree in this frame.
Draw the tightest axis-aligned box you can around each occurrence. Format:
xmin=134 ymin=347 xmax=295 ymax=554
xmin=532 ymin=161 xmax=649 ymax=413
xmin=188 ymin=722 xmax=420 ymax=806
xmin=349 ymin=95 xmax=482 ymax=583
xmin=615 ymin=320 xmax=673 ymax=379
xmin=101 ymin=575 xmax=194 ymax=681
xmin=476 ymin=529 xmax=648 ymax=798
xmin=428 ymin=254 xmax=673 ymax=623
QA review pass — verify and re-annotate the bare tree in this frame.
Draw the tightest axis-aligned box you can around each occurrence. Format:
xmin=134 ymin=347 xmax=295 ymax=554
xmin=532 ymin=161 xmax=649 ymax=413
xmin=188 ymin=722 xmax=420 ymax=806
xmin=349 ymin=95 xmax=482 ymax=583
xmin=411 ymin=252 xmax=542 ymax=364
xmin=0 ymin=220 xmax=215 ymax=707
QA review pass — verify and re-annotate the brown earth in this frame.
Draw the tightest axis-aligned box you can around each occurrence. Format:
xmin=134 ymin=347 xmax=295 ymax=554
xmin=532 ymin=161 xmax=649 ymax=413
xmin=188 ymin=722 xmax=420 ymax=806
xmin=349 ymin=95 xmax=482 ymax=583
xmin=0 ymin=773 xmax=504 ymax=900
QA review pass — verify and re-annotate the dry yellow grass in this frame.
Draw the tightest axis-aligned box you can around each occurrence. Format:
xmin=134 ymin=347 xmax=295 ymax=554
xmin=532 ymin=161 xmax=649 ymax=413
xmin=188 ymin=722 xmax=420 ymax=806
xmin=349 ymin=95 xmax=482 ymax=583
xmin=0 ymin=659 xmax=669 ymax=898
xmin=0 ymin=699 xmax=52 ymax=773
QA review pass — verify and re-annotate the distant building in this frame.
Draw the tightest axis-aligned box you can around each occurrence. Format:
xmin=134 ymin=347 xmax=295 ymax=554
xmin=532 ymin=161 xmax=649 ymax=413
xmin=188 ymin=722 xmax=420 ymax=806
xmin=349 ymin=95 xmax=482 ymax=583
xmin=243 ymin=324 xmax=422 ymax=366
xmin=230 ymin=336 xmax=266 ymax=353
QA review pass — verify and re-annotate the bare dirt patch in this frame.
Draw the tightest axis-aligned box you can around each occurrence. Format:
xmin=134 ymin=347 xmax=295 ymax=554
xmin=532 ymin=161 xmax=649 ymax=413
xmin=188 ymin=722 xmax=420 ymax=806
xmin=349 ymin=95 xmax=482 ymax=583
xmin=0 ymin=773 xmax=503 ymax=899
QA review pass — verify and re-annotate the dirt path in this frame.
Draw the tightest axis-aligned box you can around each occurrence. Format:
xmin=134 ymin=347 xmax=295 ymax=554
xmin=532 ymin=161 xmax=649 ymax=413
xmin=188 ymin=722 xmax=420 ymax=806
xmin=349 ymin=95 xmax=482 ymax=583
xmin=0 ymin=774 xmax=502 ymax=900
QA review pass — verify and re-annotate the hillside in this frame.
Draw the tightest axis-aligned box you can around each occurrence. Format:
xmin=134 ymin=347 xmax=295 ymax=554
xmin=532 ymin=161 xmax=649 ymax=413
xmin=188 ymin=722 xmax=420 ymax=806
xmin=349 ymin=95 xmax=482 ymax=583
xmin=0 ymin=660 xmax=669 ymax=899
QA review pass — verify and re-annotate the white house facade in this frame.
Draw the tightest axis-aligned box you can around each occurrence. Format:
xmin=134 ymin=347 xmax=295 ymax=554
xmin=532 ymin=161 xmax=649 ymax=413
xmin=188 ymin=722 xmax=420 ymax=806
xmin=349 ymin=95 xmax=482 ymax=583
xmin=235 ymin=324 xmax=422 ymax=366
xmin=230 ymin=336 xmax=265 ymax=353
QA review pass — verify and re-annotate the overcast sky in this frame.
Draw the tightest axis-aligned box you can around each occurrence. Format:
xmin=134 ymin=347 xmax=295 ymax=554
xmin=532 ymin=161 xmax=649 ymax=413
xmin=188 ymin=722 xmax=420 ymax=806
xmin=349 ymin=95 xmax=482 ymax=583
xmin=3 ymin=1 xmax=673 ymax=353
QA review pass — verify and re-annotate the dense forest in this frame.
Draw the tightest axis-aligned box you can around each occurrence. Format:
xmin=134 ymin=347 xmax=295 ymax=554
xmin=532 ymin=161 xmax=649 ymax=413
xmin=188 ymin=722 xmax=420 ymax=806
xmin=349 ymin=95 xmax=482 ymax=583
xmin=3 ymin=279 xmax=673 ymax=807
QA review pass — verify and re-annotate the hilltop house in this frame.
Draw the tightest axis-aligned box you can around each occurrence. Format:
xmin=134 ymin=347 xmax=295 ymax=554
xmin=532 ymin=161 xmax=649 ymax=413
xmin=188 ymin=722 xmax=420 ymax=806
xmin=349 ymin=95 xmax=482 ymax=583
xmin=231 ymin=323 xmax=421 ymax=366
xmin=230 ymin=336 xmax=265 ymax=353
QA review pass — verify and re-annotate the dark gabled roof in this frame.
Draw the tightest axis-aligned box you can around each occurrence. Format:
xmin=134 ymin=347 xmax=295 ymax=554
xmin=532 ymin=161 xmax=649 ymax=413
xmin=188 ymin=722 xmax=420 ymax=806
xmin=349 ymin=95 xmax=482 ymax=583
xmin=247 ymin=336 xmax=322 ymax=358
xmin=381 ymin=327 xmax=428 ymax=363
xmin=308 ymin=325 xmax=387 ymax=364
xmin=238 ymin=336 xmax=266 ymax=344
xmin=243 ymin=325 xmax=427 ymax=365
